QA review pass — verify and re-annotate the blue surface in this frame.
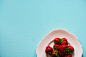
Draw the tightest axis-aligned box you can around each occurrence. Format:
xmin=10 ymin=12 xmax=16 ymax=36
xmin=0 ymin=0 xmax=86 ymax=57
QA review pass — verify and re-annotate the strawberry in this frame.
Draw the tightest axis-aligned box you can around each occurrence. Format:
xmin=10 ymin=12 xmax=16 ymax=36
xmin=67 ymin=46 xmax=74 ymax=55
xmin=60 ymin=38 xmax=68 ymax=45
xmin=59 ymin=45 xmax=68 ymax=53
xmin=64 ymin=55 xmax=72 ymax=57
xmin=58 ymin=45 xmax=61 ymax=50
xmin=58 ymin=51 xmax=64 ymax=57
xmin=53 ymin=44 xmax=59 ymax=50
xmin=68 ymin=46 xmax=74 ymax=51
xmin=52 ymin=50 xmax=58 ymax=57
xmin=61 ymin=40 xmax=68 ymax=45
xmin=62 ymin=38 xmax=67 ymax=41
xmin=45 ymin=46 xmax=53 ymax=55
xmin=61 ymin=45 xmax=68 ymax=49
xmin=54 ymin=38 xmax=60 ymax=44
xmin=58 ymin=45 xmax=63 ymax=52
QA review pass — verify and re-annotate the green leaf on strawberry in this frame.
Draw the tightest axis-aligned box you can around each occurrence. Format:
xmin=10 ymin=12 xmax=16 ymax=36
xmin=69 ymin=52 xmax=73 ymax=55
xmin=48 ymin=52 xmax=52 ymax=55
xmin=65 ymin=48 xmax=68 ymax=50
xmin=52 ymin=50 xmax=58 ymax=57
xmin=54 ymin=41 xmax=58 ymax=44
xmin=53 ymin=51 xmax=58 ymax=56
xmin=70 ymin=50 xmax=73 ymax=52
xmin=60 ymin=39 xmax=64 ymax=43
xmin=54 ymin=46 xmax=58 ymax=50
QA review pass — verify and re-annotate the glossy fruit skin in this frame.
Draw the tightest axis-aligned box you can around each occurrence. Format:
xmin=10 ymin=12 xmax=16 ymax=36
xmin=61 ymin=45 xmax=68 ymax=49
xmin=54 ymin=38 xmax=60 ymax=44
xmin=58 ymin=45 xmax=68 ymax=53
xmin=64 ymin=55 xmax=72 ymax=57
xmin=60 ymin=38 xmax=68 ymax=45
xmin=61 ymin=40 xmax=68 ymax=45
xmin=68 ymin=46 xmax=74 ymax=51
xmin=67 ymin=46 xmax=74 ymax=55
xmin=52 ymin=50 xmax=58 ymax=57
xmin=45 ymin=46 xmax=53 ymax=55
xmin=58 ymin=51 xmax=64 ymax=57
xmin=53 ymin=44 xmax=59 ymax=50
xmin=62 ymin=38 xmax=67 ymax=41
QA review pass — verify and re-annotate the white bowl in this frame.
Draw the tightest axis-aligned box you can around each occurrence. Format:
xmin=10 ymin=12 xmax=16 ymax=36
xmin=36 ymin=29 xmax=83 ymax=57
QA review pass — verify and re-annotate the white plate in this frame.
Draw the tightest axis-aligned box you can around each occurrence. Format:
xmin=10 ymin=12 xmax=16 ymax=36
xmin=36 ymin=29 xmax=83 ymax=57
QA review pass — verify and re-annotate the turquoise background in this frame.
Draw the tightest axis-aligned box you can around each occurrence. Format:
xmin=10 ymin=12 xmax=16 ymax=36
xmin=0 ymin=0 xmax=86 ymax=57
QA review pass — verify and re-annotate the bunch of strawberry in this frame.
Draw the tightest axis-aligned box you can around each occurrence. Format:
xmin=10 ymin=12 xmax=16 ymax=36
xmin=45 ymin=38 xmax=74 ymax=57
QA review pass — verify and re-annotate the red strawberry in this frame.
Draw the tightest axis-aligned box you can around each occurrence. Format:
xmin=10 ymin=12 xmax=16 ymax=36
xmin=58 ymin=45 xmax=61 ymax=50
xmin=53 ymin=44 xmax=59 ymax=50
xmin=62 ymin=38 xmax=67 ymax=41
xmin=61 ymin=40 xmax=68 ymax=45
xmin=60 ymin=38 xmax=68 ymax=45
xmin=60 ymin=45 xmax=68 ymax=53
xmin=52 ymin=50 xmax=58 ymax=57
xmin=64 ymin=55 xmax=72 ymax=57
xmin=61 ymin=45 xmax=68 ymax=49
xmin=68 ymin=46 xmax=74 ymax=51
xmin=67 ymin=46 xmax=74 ymax=55
xmin=54 ymin=38 xmax=60 ymax=44
xmin=58 ymin=45 xmax=63 ymax=52
xmin=58 ymin=51 xmax=64 ymax=57
xmin=45 ymin=46 xmax=53 ymax=55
